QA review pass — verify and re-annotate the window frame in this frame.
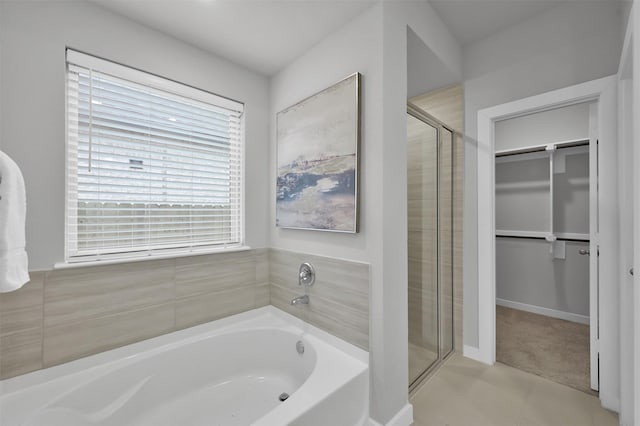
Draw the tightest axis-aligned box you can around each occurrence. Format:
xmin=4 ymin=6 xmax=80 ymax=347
xmin=64 ymin=49 xmax=246 ymax=264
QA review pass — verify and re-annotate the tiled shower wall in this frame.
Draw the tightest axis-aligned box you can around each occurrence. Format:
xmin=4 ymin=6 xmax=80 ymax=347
xmin=0 ymin=248 xmax=370 ymax=379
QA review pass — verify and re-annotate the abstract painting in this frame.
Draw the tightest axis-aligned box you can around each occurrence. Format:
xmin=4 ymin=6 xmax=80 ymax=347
xmin=276 ymin=73 xmax=360 ymax=232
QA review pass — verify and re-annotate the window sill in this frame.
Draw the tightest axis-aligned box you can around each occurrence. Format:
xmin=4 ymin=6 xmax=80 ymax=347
xmin=53 ymin=245 xmax=253 ymax=270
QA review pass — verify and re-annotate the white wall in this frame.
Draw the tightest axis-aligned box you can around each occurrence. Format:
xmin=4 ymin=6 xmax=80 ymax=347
xmin=463 ymin=1 xmax=623 ymax=348
xmin=407 ymin=28 xmax=459 ymax=99
xmin=269 ymin=4 xmax=388 ymax=420
xmin=269 ymin=6 xmax=380 ymax=264
xmin=0 ymin=1 xmax=270 ymax=270
xmin=377 ymin=4 xmax=460 ymax=422
xmin=496 ymin=239 xmax=590 ymax=318
xmin=0 ymin=0 xmax=4 ymax=152
xmin=494 ymin=102 xmax=590 ymax=151
xmin=270 ymin=2 xmax=461 ymax=423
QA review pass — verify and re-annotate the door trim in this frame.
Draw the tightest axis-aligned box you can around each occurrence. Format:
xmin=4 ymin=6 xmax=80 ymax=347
xmin=617 ymin=13 xmax=634 ymax=423
xmin=629 ymin=3 xmax=640 ymax=424
xmin=474 ymin=75 xmax=619 ymax=411
xmin=588 ymin=102 xmax=599 ymax=391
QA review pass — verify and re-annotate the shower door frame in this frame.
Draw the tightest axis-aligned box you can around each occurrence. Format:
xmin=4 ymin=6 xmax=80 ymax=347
xmin=407 ymin=104 xmax=455 ymax=393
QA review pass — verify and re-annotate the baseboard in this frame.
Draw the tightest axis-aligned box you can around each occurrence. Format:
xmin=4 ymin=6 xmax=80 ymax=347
xmin=369 ymin=403 xmax=413 ymax=426
xmin=600 ymin=395 xmax=620 ymax=414
xmin=463 ymin=344 xmax=487 ymax=364
xmin=496 ymin=298 xmax=589 ymax=325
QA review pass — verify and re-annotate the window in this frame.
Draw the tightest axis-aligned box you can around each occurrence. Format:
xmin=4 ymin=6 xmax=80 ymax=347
xmin=65 ymin=50 xmax=244 ymax=262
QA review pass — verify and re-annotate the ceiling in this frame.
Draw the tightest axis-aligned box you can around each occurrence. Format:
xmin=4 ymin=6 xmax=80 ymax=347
xmin=91 ymin=0 xmax=377 ymax=76
xmin=429 ymin=0 xmax=565 ymax=46
xmin=91 ymin=0 xmax=622 ymax=76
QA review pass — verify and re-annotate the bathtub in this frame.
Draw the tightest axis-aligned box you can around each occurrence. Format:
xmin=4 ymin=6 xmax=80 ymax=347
xmin=0 ymin=306 xmax=369 ymax=426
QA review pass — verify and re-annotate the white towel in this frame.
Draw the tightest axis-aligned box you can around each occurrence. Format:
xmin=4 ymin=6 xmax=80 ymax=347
xmin=0 ymin=150 xmax=29 ymax=292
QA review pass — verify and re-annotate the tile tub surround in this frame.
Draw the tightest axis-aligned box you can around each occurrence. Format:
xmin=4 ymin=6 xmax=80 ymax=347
xmin=268 ymin=248 xmax=369 ymax=350
xmin=0 ymin=248 xmax=370 ymax=380
xmin=0 ymin=249 xmax=269 ymax=379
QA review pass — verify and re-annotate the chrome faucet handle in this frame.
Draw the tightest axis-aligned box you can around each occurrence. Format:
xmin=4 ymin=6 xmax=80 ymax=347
xmin=298 ymin=262 xmax=315 ymax=286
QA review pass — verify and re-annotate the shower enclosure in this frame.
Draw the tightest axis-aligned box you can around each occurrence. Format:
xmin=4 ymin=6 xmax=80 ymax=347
xmin=407 ymin=104 xmax=454 ymax=391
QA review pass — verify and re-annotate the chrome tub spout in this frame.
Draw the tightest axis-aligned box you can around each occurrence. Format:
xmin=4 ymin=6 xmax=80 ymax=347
xmin=291 ymin=295 xmax=309 ymax=305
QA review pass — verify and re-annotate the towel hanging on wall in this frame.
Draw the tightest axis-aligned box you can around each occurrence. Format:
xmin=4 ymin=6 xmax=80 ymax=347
xmin=0 ymin=150 xmax=29 ymax=292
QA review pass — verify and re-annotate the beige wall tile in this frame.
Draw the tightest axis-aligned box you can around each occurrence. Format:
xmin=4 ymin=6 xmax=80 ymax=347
xmin=269 ymin=282 xmax=306 ymax=320
xmin=255 ymin=248 xmax=269 ymax=285
xmin=409 ymin=85 xmax=464 ymax=134
xmin=270 ymin=249 xmax=368 ymax=305
xmin=43 ymin=303 xmax=175 ymax=367
xmin=269 ymin=248 xmax=369 ymax=350
xmin=255 ymin=284 xmax=270 ymax=308
xmin=0 ymin=328 xmax=43 ymax=379
xmin=175 ymin=252 xmax=256 ymax=298
xmin=268 ymin=248 xmax=303 ymax=288
xmin=44 ymin=259 xmax=174 ymax=327
xmin=175 ymin=286 xmax=256 ymax=330
xmin=306 ymin=293 xmax=368 ymax=350
xmin=0 ymin=272 xmax=44 ymax=336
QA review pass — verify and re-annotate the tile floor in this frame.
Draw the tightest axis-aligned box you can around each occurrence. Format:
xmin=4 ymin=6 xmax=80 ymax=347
xmin=410 ymin=354 xmax=618 ymax=426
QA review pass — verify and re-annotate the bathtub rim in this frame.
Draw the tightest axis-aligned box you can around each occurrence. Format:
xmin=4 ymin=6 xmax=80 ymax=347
xmin=0 ymin=305 xmax=368 ymax=397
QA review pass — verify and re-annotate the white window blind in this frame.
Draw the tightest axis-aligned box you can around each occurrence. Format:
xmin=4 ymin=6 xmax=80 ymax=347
xmin=66 ymin=50 xmax=244 ymax=262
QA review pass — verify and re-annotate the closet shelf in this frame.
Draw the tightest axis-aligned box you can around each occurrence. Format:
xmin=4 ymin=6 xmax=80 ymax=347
xmin=496 ymin=145 xmax=588 ymax=165
xmin=496 ymin=229 xmax=589 ymax=242
xmin=495 ymin=138 xmax=589 ymax=157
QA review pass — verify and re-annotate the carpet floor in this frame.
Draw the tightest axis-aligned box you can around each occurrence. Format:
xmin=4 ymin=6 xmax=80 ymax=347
xmin=496 ymin=305 xmax=593 ymax=394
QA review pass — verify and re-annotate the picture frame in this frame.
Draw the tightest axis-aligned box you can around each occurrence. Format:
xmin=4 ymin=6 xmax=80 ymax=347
xmin=276 ymin=73 xmax=361 ymax=232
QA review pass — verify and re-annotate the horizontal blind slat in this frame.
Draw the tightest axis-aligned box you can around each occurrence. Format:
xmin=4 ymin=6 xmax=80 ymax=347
xmin=76 ymin=87 xmax=238 ymax=131
xmin=76 ymin=139 xmax=238 ymax=168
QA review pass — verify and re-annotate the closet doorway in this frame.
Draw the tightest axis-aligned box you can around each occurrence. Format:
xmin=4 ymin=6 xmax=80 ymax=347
xmin=407 ymin=104 xmax=454 ymax=392
xmin=493 ymin=102 xmax=598 ymax=393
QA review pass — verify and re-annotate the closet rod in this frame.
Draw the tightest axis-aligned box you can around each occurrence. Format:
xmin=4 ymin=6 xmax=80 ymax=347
xmin=496 ymin=235 xmax=589 ymax=243
xmin=495 ymin=138 xmax=589 ymax=157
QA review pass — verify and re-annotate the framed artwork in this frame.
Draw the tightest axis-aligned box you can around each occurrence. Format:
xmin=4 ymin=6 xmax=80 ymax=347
xmin=276 ymin=73 xmax=361 ymax=232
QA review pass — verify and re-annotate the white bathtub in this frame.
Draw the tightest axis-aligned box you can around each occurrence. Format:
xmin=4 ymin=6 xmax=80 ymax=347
xmin=0 ymin=306 xmax=369 ymax=426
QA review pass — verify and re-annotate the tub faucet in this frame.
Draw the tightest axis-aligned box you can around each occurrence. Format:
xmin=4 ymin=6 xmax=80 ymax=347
xmin=291 ymin=295 xmax=309 ymax=305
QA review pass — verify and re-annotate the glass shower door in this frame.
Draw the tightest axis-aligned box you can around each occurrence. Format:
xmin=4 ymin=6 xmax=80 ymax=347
xmin=407 ymin=113 xmax=439 ymax=385
xmin=407 ymin=106 xmax=455 ymax=390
